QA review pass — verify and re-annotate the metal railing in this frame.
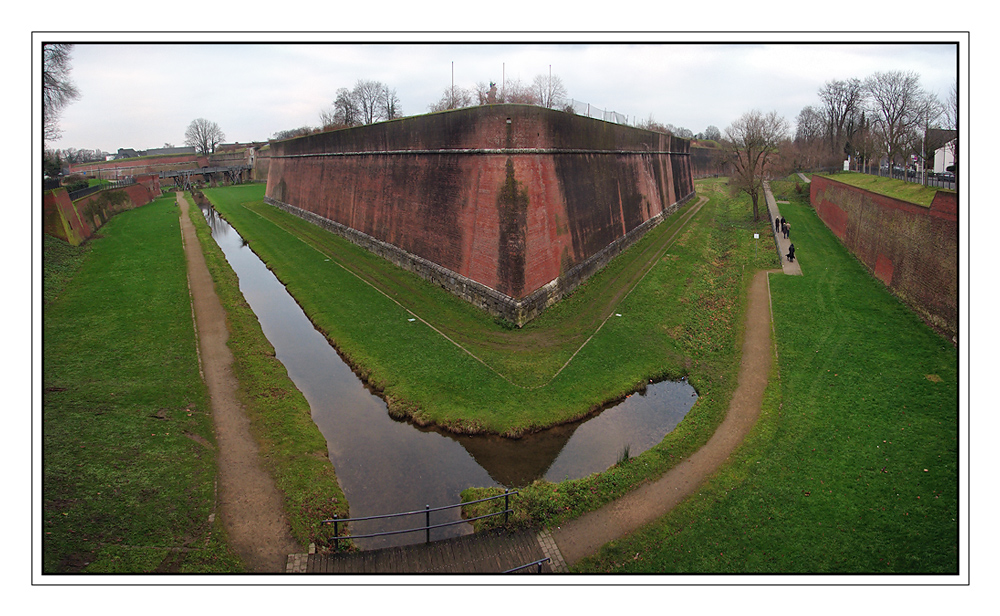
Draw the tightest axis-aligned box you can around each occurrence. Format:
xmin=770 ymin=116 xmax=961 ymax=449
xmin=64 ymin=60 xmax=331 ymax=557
xmin=321 ymin=489 xmax=517 ymax=551
xmin=567 ymin=99 xmax=630 ymax=125
xmin=855 ymin=166 xmax=956 ymax=191
xmin=504 ymin=557 xmax=550 ymax=573
xmin=68 ymin=177 xmax=136 ymax=201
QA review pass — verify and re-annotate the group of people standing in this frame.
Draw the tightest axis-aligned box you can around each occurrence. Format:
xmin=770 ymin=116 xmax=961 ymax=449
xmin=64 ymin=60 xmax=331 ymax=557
xmin=775 ymin=216 xmax=791 ymax=239
xmin=774 ymin=216 xmax=795 ymax=262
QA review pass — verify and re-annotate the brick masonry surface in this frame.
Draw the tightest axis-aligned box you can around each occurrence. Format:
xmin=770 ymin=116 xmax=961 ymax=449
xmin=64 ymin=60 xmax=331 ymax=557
xmin=810 ymin=175 xmax=957 ymax=341
xmin=264 ymin=104 xmax=695 ymax=325
xmin=43 ymin=175 xmax=162 ymax=246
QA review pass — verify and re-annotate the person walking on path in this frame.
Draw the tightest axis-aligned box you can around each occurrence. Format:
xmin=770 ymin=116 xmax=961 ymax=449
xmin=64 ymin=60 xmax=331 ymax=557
xmin=787 ymin=243 xmax=796 ymax=262
xmin=775 ymin=217 xmax=780 ymax=233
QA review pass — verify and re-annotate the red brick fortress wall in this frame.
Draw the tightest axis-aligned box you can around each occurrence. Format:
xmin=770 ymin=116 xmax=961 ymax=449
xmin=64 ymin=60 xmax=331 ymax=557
xmin=265 ymin=104 xmax=695 ymax=325
xmin=43 ymin=174 xmax=162 ymax=246
xmin=69 ymin=154 xmax=210 ymax=180
xmin=810 ymin=175 xmax=958 ymax=341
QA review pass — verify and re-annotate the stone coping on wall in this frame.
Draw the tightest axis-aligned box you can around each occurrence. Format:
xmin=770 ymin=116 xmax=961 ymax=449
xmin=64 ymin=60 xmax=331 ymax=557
xmin=270 ymin=148 xmax=692 ymax=159
xmin=264 ymin=191 xmax=694 ymax=326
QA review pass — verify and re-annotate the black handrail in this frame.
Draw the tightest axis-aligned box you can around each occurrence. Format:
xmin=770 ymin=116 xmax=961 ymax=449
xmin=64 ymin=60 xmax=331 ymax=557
xmin=321 ymin=489 xmax=517 ymax=551
xmin=67 ymin=178 xmax=136 ymax=201
xmin=504 ymin=557 xmax=551 ymax=573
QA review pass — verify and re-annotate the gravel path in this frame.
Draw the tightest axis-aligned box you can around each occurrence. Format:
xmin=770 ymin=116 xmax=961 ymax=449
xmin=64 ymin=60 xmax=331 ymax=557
xmin=177 ymin=192 xmax=301 ymax=572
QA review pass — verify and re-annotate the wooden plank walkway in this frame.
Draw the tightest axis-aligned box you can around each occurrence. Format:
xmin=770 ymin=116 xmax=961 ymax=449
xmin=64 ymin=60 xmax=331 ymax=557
xmin=293 ymin=529 xmax=555 ymax=574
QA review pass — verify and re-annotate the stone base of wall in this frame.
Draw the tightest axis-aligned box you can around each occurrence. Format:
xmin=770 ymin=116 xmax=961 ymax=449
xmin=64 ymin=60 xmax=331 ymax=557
xmin=265 ymin=191 xmax=692 ymax=326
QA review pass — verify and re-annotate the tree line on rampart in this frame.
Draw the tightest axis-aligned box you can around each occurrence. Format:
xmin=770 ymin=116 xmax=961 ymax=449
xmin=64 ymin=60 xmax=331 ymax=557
xmin=790 ymin=71 xmax=957 ymax=175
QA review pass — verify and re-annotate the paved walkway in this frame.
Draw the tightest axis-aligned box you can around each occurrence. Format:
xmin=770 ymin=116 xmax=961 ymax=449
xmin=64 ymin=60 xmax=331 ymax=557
xmin=764 ymin=181 xmax=802 ymax=276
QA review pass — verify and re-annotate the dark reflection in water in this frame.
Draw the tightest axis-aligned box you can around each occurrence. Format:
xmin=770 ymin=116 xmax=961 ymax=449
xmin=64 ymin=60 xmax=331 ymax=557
xmin=199 ymin=205 xmax=696 ymax=548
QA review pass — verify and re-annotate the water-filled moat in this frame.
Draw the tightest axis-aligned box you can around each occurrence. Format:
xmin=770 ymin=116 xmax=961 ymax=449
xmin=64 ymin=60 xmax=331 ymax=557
xmin=199 ymin=204 xmax=697 ymax=548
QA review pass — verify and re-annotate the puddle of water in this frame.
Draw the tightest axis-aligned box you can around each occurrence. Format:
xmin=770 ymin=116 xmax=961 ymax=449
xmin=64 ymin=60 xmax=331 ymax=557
xmin=199 ymin=205 xmax=697 ymax=548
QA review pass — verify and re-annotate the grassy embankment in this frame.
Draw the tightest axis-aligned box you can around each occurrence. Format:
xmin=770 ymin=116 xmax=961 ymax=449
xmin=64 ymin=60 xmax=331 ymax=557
xmin=573 ymin=176 xmax=958 ymax=573
xmin=205 ymin=181 xmax=776 ymax=438
xmin=204 ymin=179 xmax=778 ymax=529
xmin=186 ymin=189 xmax=349 ymax=546
xmin=816 ymin=171 xmax=952 ymax=207
xmin=43 ymin=194 xmax=242 ymax=573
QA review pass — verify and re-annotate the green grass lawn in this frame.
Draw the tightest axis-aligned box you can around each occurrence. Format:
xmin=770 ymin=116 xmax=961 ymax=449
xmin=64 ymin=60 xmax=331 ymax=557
xmin=42 ymin=194 xmax=243 ymax=573
xmin=202 ymin=179 xmax=781 ymax=530
xmin=186 ymin=191 xmax=349 ymax=546
xmin=204 ymin=181 xmax=777 ymax=439
xmin=572 ymin=184 xmax=958 ymax=574
xmin=816 ymin=171 xmax=950 ymax=207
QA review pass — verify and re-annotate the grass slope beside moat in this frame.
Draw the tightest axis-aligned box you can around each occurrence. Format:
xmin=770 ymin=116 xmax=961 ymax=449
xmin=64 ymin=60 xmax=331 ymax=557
xmin=204 ymin=179 xmax=779 ymax=533
xmin=572 ymin=179 xmax=958 ymax=574
xmin=42 ymin=194 xmax=242 ymax=573
xmin=204 ymin=180 xmax=777 ymax=440
xmin=186 ymin=191 xmax=349 ymax=546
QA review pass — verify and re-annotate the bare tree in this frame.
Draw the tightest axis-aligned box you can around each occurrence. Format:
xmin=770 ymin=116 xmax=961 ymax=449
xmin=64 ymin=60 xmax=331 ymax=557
xmin=271 ymin=126 xmax=314 ymax=141
xmin=473 ymin=81 xmax=492 ymax=105
xmin=353 ymin=79 xmax=385 ymax=125
xmin=795 ymin=106 xmax=826 ymax=145
xmin=531 ymin=72 xmax=567 ymax=109
xmin=944 ymin=81 xmax=958 ymax=130
xmin=184 ymin=118 xmax=225 ymax=155
xmin=864 ymin=70 xmax=926 ymax=169
xmin=852 ymin=111 xmax=881 ymax=174
xmin=702 ymin=125 xmax=722 ymax=142
xmin=332 ymin=88 xmax=361 ymax=126
xmin=724 ymin=110 xmax=789 ymax=221
xmin=637 ymin=114 xmax=670 ymax=134
xmin=498 ymin=77 xmax=537 ymax=104
xmin=318 ymin=106 xmax=338 ymax=129
xmin=944 ymin=82 xmax=958 ymax=174
xmin=912 ymin=91 xmax=944 ymax=184
xmin=818 ymin=78 xmax=864 ymax=157
xmin=43 ymin=43 xmax=81 ymax=145
xmin=379 ymin=86 xmax=402 ymax=120
xmin=428 ymin=85 xmax=474 ymax=112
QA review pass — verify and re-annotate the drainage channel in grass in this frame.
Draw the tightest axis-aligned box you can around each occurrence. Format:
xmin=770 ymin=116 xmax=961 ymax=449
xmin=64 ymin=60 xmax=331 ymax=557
xmin=199 ymin=203 xmax=697 ymax=549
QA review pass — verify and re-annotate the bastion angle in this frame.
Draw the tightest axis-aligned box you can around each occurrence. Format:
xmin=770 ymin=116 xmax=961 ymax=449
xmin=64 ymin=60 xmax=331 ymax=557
xmin=264 ymin=104 xmax=696 ymax=326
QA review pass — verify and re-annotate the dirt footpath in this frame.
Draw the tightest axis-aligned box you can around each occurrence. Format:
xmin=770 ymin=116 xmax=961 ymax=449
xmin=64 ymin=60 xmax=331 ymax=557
xmin=551 ymin=269 xmax=777 ymax=566
xmin=177 ymin=193 xmax=301 ymax=572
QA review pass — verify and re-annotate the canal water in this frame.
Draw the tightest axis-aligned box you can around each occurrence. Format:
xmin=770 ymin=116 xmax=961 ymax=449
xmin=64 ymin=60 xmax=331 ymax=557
xmin=198 ymin=205 xmax=697 ymax=548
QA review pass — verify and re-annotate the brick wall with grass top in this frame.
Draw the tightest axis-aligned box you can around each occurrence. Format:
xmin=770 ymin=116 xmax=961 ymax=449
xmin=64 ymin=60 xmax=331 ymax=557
xmin=264 ymin=104 xmax=695 ymax=325
xmin=810 ymin=174 xmax=958 ymax=341
xmin=43 ymin=174 xmax=162 ymax=245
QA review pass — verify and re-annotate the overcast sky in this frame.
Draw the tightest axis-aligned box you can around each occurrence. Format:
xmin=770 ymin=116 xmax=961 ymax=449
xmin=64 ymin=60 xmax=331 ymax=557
xmin=46 ymin=34 xmax=960 ymax=154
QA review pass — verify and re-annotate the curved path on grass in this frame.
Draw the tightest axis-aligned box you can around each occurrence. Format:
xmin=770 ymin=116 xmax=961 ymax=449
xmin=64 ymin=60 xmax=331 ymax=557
xmin=546 ymin=184 xmax=798 ymax=570
xmin=547 ymin=268 xmax=778 ymax=569
xmin=177 ymin=193 xmax=302 ymax=572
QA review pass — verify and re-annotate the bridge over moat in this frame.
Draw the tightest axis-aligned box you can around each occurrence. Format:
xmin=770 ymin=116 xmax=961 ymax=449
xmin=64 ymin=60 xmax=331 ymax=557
xmin=160 ymin=164 xmax=253 ymax=191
